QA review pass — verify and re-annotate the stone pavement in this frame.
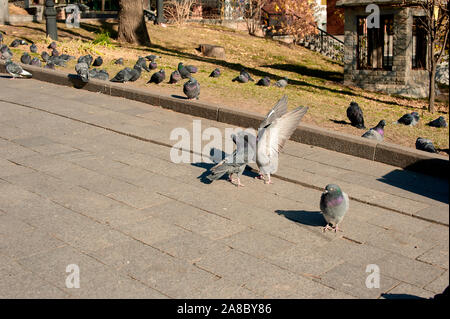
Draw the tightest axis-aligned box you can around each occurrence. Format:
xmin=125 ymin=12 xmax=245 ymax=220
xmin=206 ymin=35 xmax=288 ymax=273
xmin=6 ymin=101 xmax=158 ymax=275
xmin=0 ymin=77 xmax=448 ymax=299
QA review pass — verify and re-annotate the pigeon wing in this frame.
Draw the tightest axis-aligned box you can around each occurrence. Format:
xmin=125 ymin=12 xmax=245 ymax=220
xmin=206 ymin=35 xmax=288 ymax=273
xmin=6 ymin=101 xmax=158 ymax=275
xmin=259 ymin=95 xmax=288 ymax=128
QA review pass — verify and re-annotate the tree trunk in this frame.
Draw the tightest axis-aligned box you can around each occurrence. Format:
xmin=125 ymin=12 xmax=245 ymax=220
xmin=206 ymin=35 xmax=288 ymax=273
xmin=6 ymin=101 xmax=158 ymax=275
xmin=0 ymin=0 xmax=9 ymax=25
xmin=118 ymin=0 xmax=151 ymax=46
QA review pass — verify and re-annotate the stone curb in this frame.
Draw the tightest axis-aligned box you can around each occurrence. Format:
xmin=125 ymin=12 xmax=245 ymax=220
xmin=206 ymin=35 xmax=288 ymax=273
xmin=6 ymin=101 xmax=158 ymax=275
xmin=1 ymin=61 xmax=448 ymax=177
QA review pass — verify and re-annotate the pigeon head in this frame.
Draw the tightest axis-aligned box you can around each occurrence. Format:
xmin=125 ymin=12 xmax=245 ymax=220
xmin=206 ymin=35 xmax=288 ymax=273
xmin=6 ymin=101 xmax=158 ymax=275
xmin=411 ymin=112 xmax=420 ymax=121
xmin=178 ymin=62 xmax=184 ymax=69
xmin=324 ymin=184 xmax=342 ymax=196
xmin=376 ymin=120 xmax=386 ymax=128
xmin=350 ymin=101 xmax=359 ymax=108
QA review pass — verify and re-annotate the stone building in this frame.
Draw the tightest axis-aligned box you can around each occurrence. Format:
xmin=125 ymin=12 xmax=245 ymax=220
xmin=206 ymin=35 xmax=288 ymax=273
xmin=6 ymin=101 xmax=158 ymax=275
xmin=336 ymin=0 xmax=430 ymax=98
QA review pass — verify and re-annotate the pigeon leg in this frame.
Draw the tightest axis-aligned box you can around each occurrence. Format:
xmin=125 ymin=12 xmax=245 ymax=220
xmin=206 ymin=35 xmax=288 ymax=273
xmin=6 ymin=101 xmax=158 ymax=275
xmin=333 ymin=225 xmax=343 ymax=232
xmin=265 ymin=174 xmax=273 ymax=184
xmin=322 ymin=224 xmax=333 ymax=232
xmin=236 ymin=177 xmax=245 ymax=187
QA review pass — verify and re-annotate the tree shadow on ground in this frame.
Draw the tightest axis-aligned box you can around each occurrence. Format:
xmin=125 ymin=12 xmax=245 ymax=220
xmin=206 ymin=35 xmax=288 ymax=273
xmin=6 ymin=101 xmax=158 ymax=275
xmin=275 ymin=210 xmax=326 ymax=227
xmin=260 ymin=63 xmax=344 ymax=82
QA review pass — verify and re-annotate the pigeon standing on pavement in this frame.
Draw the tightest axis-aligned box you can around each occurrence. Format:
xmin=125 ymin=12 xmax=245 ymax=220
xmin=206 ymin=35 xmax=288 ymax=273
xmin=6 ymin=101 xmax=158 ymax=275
xmin=30 ymin=43 xmax=38 ymax=53
xmin=274 ymin=77 xmax=288 ymax=88
xmin=20 ymin=52 xmax=32 ymax=65
xmin=395 ymin=112 xmax=420 ymax=126
xmin=148 ymin=69 xmax=165 ymax=84
xmin=209 ymin=68 xmax=221 ymax=78
xmin=427 ymin=116 xmax=448 ymax=128
xmin=320 ymin=184 xmax=349 ymax=232
xmin=93 ymin=56 xmax=103 ymax=67
xmin=256 ymin=76 xmax=270 ymax=87
xmin=178 ymin=62 xmax=192 ymax=79
xmin=110 ymin=67 xmax=133 ymax=83
xmin=5 ymin=59 xmax=32 ymax=78
xmin=0 ymin=45 xmax=13 ymax=60
xmin=183 ymin=77 xmax=200 ymax=99
xmin=416 ymin=137 xmax=438 ymax=153
xmin=255 ymin=95 xmax=308 ymax=184
xmin=30 ymin=57 xmax=42 ymax=67
xmin=346 ymin=101 xmax=366 ymax=129
xmin=361 ymin=120 xmax=386 ymax=141
xmin=75 ymin=62 xmax=90 ymax=83
xmin=169 ymin=70 xmax=182 ymax=84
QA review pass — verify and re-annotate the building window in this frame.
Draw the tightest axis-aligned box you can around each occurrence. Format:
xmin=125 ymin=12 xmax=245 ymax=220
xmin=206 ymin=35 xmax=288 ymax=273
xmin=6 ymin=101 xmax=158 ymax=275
xmin=357 ymin=15 xmax=394 ymax=70
xmin=412 ymin=16 xmax=427 ymax=69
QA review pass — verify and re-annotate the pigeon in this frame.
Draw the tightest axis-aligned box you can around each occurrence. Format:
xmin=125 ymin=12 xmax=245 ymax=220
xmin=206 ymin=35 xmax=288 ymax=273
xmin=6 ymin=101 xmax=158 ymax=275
xmin=185 ymin=65 xmax=198 ymax=73
xmin=178 ymin=62 xmax=191 ymax=79
xmin=10 ymin=39 xmax=26 ymax=47
xmin=240 ymin=68 xmax=254 ymax=81
xmin=427 ymin=116 xmax=447 ymax=128
xmin=129 ymin=64 xmax=143 ymax=82
xmin=145 ymin=55 xmax=160 ymax=62
xmin=361 ymin=120 xmax=386 ymax=141
xmin=274 ymin=77 xmax=288 ymax=88
xmin=93 ymin=56 xmax=103 ymax=67
xmin=20 ymin=52 xmax=32 ymax=65
xmin=44 ymin=62 xmax=55 ymax=69
xmin=114 ymin=58 xmax=124 ymax=65
xmin=51 ymin=48 xmax=59 ymax=57
xmin=209 ymin=68 xmax=221 ymax=78
xmin=320 ymin=184 xmax=349 ymax=232
xmin=77 ymin=54 xmax=93 ymax=67
xmin=30 ymin=57 xmax=42 ymax=67
xmin=346 ymin=101 xmax=366 ymax=129
xmin=255 ymin=96 xmax=308 ymax=184
xmin=0 ymin=45 xmax=13 ymax=60
xmin=59 ymin=54 xmax=75 ymax=61
xmin=89 ymin=68 xmax=109 ymax=81
xmin=232 ymin=74 xmax=249 ymax=83
xmin=110 ymin=67 xmax=133 ymax=83
xmin=75 ymin=62 xmax=90 ymax=83
xmin=0 ymin=33 xmax=3 ymax=44
xmin=256 ymin=76 xmax=270 ymax=86
xmin=183 ymin=77 xmax=200 ymax=99
xmin=41 ymin=51 xmax=50 ymax=62
xmin=416 ymin=137 xmax=438 ymax=153
xmin=207 ymin=133 xmax=256 ymax=187
xmin=169 ymin=70 xmax=182 ymax=84
xmin=47 ymin=41 xmax=57 ymax=50
xmin=136 ymin=57 xmax=150 ymax=72
xmin=395 ymin=112 xmax=420 ymax=126
xmin=30 ymin=43 xmax=38 ymax=53
xmin=148 ymin=69 xmax=165 ymax=84
xmin=5 ymin=59 xmax=32 ymax=78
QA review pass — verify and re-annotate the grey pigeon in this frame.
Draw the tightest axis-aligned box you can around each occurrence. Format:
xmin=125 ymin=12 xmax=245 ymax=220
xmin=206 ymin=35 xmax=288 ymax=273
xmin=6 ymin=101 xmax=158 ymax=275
xmin=75 ymin=62 xmax=90 ymax=83
xmin=129 ymin=64 xmax=143 ymax=82
xmin=185 ymin=65 xmax=198 ymax=73
xmin=5 ymin=60 xmax=32 ymax=78
xmin=114 ymin=58 xmax=124 ymax=65
xmin=77 ymin=54 xmax=93 ymax=67
xmin=362 ymin=120 xmax=386 ymax=141
xmin=45 ymin=62 xmax=55 ymax=69
xmin=145 ymin=55 xmax=160 ymax=62
xmin=256 ymin=76 xmax=270 ymax=86
xmin=346 ymin=101 xmax=366 ymax=129
xmin=51 ymin=48 xmax=59 ymax=57
xmin=274 ymin=77 xmax=288 ymax=88
xmin=232 ymin=74 xmax=249 ymax=83
xmin=207 ymin=134 xmax=256 ymax=187
xmin=0 ymin=45 xmax=13 ymax=60
xmin=240 ymin=68 xmax=254 ymax=81
xmin=178 ymin=62 xmax=191 ymax=79
xmin=10 ymin=39 xmax=25 ymax=47
xmin=20 ymin=52 xmax=32 ymax=65
xmin=30 ymin=57 xmax=42 ymax=67
xmin=136 ymin=57 xmax=150 ymax=72
xmin=209 ymin=68 xmax=221 ymax=78
xmin=59 ymin=54 xmax=75 ymax=61
xmin=89 ymin=68 xmax=109 ymax=81
xmin=427 ymin=116 xmax=447 ymax=128
xmin=93 ymin=56 xmax=103 ymax=67
xmin=110 ymin=67 xmax=133 ymax=83
xmin=30 ymin=43 xmax=38 ymax=53
xmin=416 ymin=137 xmax=438 ymax=153
xmin=255 ymin=95 xmax=308 ymax=184
xmin=148 ymin=69 xmax=165 ymax=84
xmin=149 ymin=60 xmax=157 ymax=70
xmin=183 ymin=77 xmax=200 ymax=99
xmin=169 ymin=70 xmax=182 ymax=84
xmin=0 ymin=33 xmax=3 ymax=44
xmin=47 ymin=41 xmax=57 ymax=50
xmin=320 ymin=184 xmax=349 ymax=232
xmin=41 ymin=51 xmax=50 ymax=62
xmin=395 ymin=112 xmax=420 ymax=126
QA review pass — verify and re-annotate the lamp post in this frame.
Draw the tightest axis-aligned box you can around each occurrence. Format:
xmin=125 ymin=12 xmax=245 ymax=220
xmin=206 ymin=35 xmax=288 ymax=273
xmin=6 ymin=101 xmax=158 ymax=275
xmin=44 ymin=0 xmax=58 ymax=40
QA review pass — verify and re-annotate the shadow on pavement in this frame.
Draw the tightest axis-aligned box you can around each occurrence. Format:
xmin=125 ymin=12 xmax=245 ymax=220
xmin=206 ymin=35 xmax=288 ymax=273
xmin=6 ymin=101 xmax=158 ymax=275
xmin=381 ymin=293 xmax=425 ymax=300
xmin=276 ymin=210 xmax=326 ymax=227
